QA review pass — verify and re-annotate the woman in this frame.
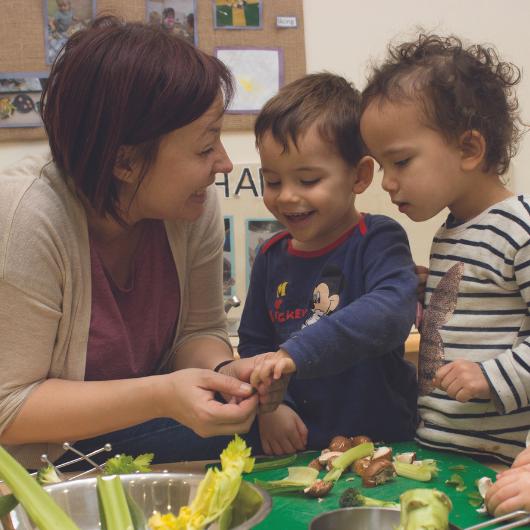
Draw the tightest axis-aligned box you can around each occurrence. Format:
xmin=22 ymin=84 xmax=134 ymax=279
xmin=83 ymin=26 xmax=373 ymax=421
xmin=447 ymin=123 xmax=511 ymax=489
xmin=0 ymin=16 xmax=260 ymax=469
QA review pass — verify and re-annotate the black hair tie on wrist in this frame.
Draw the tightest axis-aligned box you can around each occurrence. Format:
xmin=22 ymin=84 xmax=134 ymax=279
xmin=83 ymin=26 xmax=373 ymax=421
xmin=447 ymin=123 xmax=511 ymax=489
xmin=213 ymin=359 xmax=233 ymax=373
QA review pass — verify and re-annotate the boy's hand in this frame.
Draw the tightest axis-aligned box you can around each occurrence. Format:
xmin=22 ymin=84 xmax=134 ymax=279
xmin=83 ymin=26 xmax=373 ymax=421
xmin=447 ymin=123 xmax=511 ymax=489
xmin=433 ymin=360 xmax=491 ymax=401
xmin=221 ymin=355 xmax=290 ymax=413
xmin=258 ymin=404 xmax=308 ymax=455
xmin=250 ymin=349 xmax=296 ymax=390
xmin=485 ymin=464 xmax=530 ymax=516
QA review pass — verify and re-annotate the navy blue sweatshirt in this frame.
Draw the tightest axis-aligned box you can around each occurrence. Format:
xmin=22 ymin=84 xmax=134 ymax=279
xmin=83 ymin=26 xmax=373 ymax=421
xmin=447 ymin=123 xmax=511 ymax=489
xmin=238 ymin=214 xmax=418 ymax=448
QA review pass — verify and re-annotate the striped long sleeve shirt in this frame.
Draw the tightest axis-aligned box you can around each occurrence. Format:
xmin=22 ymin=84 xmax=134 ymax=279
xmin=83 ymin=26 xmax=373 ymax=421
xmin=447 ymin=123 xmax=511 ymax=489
xmin=416 ymin=195 xmax=530 ymax=464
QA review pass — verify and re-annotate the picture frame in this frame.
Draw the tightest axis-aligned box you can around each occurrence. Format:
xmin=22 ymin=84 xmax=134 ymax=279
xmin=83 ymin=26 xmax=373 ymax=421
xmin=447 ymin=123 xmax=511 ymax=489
xmin=146 ymin=0 xmax=197 ymax=46
xmin=215 ymin=47 xmax=283 ymax=113
xmin=223 ymin=216 xmax=236 ymax=297
xmin=43 ymin=0 xmax=96 ymax=65
xmin=213 ymin=0 xmax=262 ymax=30
xmin=246 ymin=218 xmax=284 ymax=286
xmin=0 ymin=73 xmax=48 ymax=128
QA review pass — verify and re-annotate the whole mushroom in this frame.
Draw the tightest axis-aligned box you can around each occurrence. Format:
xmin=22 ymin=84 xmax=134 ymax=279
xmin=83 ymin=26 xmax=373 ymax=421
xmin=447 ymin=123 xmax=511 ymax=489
xmin=328 ymin=435 xmax=354 ymax=452
xmin=362 ymin=460 xmax=396 ymax=487
xmin=350 ymin=435 xmax=373 ymax=447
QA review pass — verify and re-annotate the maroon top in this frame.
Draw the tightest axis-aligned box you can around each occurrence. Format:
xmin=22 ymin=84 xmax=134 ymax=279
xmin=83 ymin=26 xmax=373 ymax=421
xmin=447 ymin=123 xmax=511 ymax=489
xmin=85 ymin=220 xmax=179 ymax=380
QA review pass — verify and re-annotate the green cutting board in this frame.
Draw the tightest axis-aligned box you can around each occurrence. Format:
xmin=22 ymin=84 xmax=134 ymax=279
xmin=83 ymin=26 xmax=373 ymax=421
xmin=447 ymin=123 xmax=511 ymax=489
xmin=244 ymin=442 xmax=530 ymax=530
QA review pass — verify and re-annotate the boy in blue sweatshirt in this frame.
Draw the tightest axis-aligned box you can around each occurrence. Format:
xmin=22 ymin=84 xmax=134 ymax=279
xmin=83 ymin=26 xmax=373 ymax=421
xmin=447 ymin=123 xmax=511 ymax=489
xmin=239 ymin=73 xmax=418 ymax=455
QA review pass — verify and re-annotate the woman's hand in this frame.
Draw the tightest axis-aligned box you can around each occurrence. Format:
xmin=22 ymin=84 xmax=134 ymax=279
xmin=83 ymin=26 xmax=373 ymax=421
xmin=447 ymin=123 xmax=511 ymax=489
xmin=159 ymin=368 xmax=258 ymax=437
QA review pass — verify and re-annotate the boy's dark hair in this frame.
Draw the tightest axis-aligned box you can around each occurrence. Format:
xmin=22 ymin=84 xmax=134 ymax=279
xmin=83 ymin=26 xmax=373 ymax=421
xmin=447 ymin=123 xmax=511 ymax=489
xmin=361 ymin=34 xmax=523 ymax=176
xmin=255 ymin=72 xmax=365 ymax=166
xmin=41 ymin=15 xmax=233 ymax=222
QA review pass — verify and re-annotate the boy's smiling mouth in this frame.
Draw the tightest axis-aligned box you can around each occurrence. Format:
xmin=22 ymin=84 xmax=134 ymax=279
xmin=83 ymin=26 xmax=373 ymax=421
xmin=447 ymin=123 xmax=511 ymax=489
xmin=283 ymin=211 xmax=315 ymax=223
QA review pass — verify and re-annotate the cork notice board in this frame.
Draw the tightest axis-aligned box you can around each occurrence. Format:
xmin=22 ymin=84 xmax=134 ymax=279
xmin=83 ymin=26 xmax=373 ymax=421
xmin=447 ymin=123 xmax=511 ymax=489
xmin=0 ymin=0 xmax=305 ymax=142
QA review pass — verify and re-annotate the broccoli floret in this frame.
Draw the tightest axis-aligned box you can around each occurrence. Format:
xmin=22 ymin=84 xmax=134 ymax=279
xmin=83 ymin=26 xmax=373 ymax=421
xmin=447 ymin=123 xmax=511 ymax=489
xmin=339 ymin=487 xmax=398 ymax=508
xmin=36 ymin=464 xmax=61 ymax=485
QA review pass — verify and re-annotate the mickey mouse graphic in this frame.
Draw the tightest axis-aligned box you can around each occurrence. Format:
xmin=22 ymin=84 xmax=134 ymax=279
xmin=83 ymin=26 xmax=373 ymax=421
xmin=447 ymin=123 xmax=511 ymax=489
xmin=302 ymin=264 xmax=345 ymax=328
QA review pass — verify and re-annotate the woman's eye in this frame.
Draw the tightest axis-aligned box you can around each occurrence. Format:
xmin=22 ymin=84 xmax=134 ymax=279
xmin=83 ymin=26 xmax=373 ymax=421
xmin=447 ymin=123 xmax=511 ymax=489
xmin=200 ymin=148 xmax=214 ymax=156
xmin=395 ymin=158 xmax=410 ymax=167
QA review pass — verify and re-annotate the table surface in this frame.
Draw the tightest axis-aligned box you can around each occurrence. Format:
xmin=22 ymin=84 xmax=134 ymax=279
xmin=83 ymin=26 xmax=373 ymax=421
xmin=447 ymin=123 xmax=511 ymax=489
xmin=156 ymin=443 xmax=527 ymax=530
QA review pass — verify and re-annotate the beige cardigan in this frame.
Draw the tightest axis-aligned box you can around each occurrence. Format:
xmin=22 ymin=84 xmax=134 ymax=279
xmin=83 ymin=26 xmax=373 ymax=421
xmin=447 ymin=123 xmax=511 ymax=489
xmin=0 ymin=154 xmax=230 ymax=468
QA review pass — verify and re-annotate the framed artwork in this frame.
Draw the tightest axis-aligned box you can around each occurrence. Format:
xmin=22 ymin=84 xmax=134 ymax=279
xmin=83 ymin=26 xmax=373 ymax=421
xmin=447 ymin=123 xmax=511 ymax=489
xmin=246 ymin=219 xmax=284 ymax=286
xmin=213 ymin=0 xmax=262 ymax=29
xmin=146 ymin=0 xmax=196 ymax=46
xmin=0 ymin=73 xmax=48 ymax=128
xmin=43 ymin=0 xmax=96 ymax=65
xmin=216 ymin=47 xmax=282 ymax=113
xmin=223 ymin=216 xmax=236 ymax=296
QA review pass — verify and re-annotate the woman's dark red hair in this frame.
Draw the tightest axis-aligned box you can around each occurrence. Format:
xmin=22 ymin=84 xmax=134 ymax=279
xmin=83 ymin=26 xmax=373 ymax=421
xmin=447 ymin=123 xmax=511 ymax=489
xmin=41 ymin=16 xmax=233 ymax=220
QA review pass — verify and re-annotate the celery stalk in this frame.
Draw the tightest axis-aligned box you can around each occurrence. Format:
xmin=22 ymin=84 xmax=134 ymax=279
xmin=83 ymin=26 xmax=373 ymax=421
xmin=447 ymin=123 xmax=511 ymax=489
xmin=323 ymin=442 xmax=374 ymax=482
xmin=97 ymin=475 xmax=134 ymax=530
xmin=0 ymin=445 xmax=80 ymax=529
xmin=394 ymin=460 xmax=438 ymax=482
xmin=254 ymin=466 xmax=319 ymax=493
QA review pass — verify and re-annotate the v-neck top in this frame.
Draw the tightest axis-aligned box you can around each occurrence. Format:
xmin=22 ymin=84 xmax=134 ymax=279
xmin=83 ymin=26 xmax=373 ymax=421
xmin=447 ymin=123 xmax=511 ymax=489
xmin=86 ymin=220 xmax=179 ymax=380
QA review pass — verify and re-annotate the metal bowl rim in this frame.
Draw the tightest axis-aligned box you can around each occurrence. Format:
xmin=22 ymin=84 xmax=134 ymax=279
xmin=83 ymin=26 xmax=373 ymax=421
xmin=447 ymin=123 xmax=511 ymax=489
xmin=42 ymin=471 xmax=272 ymax=529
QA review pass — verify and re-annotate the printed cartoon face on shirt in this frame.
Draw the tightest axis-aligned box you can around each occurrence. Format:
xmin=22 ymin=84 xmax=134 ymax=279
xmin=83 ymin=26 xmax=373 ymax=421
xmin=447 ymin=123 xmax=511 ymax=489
xmin=303 ymin=265 xmax=344 ymax=328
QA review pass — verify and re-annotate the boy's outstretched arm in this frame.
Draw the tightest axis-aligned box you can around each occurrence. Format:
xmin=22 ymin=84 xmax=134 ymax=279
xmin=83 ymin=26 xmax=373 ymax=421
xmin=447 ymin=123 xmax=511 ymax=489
xmin=249 ymin=348 xmax=296 ymax=389
xmin=281 ymin=217 xmax=417 ymax=379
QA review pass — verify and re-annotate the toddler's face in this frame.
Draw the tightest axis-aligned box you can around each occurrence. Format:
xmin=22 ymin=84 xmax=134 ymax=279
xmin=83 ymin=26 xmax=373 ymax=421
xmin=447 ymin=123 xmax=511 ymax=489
xmin=258 ymin=125 xmax=361 ymax=252
xmin=361 ymin=98 xmax=468 ymax=222
xmin=57 ymin=0 xmax=70 ymax=12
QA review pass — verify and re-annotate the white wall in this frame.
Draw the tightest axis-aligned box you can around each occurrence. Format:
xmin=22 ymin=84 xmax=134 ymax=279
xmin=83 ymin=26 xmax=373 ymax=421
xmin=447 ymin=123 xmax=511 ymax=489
xmin=1 ymin=0 xmax=529 ymax=268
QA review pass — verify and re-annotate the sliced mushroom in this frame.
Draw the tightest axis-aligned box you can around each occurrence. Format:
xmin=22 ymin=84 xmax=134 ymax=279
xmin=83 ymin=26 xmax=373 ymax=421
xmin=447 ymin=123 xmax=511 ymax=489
xmin=307 ymin=457 xmax=324 ymax=472
xmin=362 ymin=460 xmax=396 ymax=487
xmin=304 ymin=479 xmax=334 ymax=498
xmin=328 ymin=435 xmax=353 ymax=452
xmin=395 ymin=451 xmax=416 ymax=464
xmin=318 ymin=451 xmax=344 ymax=465
xmin=372 ymin=446 xmax=393 ymax=462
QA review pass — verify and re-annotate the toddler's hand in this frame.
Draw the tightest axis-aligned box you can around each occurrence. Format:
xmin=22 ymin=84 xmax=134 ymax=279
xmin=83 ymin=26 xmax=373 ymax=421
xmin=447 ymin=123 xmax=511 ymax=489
xmin=433 ymin=360 xmax=491 ymax=402
xmin=250 ymin=349 xmax=296 ymax=391
xmin=258 ymin=404 xmax=308 ymax=455
xmin=485 ymin=464 xmax=530 ymax=516
xmin=513 ymin=446 xmax=530 ymax=468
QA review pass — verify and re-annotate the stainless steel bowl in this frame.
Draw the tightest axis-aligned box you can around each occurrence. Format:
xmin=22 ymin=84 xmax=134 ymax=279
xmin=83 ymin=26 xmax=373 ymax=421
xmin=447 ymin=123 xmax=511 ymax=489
xmin=2 ymin=472 xmax=271 ymax=530
xmin=309 ymin=507 xmax=461 ymax=530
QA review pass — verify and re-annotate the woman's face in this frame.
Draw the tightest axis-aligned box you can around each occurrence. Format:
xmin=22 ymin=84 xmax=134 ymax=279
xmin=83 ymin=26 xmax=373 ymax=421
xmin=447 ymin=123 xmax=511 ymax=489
xmin=124 ymin=96 xmax=232 ymax=223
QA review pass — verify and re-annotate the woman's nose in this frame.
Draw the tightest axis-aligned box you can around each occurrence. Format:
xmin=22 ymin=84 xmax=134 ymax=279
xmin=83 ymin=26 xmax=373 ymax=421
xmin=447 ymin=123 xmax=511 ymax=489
xmin=215 ymin=143 xmax=233 ymax=174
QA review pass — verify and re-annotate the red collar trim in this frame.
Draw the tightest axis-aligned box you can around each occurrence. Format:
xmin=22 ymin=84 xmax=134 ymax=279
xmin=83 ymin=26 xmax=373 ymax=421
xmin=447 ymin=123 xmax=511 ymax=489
xmin=287 ymin=215 xmax=366 ymax=257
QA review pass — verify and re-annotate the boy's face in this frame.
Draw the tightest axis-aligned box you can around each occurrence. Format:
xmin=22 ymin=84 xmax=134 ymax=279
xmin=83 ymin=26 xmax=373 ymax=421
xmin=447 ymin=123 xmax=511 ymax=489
xmin=259 ymin=125 xmax=362 ymax=252
xmin=360 ymin=98 xmax=470 ymax=222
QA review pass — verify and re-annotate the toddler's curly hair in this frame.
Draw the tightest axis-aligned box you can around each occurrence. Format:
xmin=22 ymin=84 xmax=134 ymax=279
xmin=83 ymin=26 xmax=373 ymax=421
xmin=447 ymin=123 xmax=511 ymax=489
xmin=361 ymin=34 xmax=524 ymax=175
